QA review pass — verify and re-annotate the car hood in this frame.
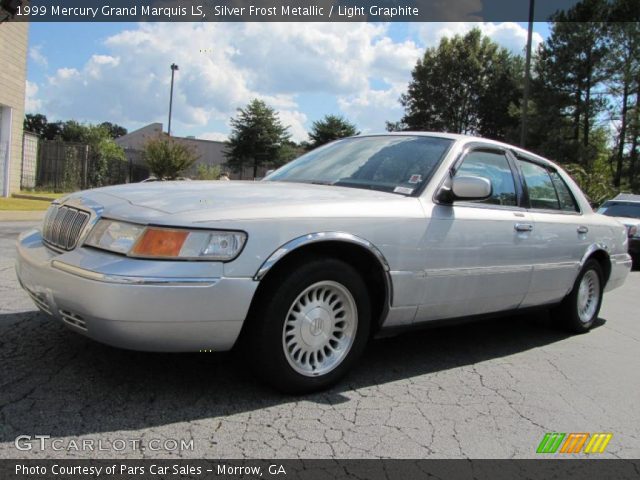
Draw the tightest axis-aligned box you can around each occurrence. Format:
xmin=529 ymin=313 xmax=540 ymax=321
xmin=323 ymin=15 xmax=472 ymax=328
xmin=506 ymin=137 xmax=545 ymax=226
xmin=75 ymin=180 xmax=415 ymax=222
xmin=607 ymin=216 xmax=640 ymax=227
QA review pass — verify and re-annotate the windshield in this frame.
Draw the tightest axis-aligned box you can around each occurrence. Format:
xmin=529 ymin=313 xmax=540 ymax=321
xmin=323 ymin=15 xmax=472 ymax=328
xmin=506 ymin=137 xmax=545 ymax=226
xmin=598 ymin=202 xmax=640 ymax=219
xmin=264 ymin=135 xmax=453 ymax=195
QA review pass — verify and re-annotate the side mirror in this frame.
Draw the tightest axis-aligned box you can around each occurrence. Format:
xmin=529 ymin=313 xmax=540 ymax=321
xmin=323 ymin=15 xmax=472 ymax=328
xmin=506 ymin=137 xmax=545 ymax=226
xmin=451 ymin=176 xmax=492 ymax=201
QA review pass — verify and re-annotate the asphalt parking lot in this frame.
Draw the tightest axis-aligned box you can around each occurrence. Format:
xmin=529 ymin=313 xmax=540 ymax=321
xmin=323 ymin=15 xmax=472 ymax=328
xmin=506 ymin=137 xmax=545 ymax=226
xmin=1 ymin=221 xmax=639 ymax=459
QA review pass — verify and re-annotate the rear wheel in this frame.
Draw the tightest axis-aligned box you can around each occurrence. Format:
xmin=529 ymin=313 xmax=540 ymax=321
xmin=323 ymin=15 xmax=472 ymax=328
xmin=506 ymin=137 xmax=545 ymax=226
xmin=245 ymin=258 xmax=371 ymax=393
xmin=552 ymin=259 xmax=604 ymax=333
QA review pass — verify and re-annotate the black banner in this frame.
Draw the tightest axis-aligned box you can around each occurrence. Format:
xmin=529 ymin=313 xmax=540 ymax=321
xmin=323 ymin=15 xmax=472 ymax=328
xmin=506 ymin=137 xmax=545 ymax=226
xmin=2 ymin=460 xmax=640 ymax=480
xmin=2 ymin=0 xmax=632 ymax=22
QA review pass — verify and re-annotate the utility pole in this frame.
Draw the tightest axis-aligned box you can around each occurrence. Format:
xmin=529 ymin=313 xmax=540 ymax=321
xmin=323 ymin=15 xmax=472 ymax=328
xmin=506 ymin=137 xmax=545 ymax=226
xmin=520 ymin=0 xmax=535 ymax=148
xmin=168 ymin=63 xmax=179 ymax=136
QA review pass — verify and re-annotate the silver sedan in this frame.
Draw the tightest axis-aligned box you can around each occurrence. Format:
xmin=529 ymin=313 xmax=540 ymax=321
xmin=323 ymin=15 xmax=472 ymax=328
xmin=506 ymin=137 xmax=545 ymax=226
xmin=16 ymin=133 xmax=632 ymax=392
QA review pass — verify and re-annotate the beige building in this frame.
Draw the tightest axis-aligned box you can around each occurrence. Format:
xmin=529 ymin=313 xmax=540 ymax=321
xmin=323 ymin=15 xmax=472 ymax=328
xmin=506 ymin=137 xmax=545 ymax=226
xmin=115 ymin=123 xmax=227 ymax=177
xmin=0 ymin=20 xmax=29 ymax=196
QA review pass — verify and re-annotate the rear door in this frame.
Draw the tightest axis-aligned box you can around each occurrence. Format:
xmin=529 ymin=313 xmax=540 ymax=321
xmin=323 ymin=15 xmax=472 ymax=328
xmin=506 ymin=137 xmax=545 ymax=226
xmin=513 ymin=155 xmax=589 ymax=307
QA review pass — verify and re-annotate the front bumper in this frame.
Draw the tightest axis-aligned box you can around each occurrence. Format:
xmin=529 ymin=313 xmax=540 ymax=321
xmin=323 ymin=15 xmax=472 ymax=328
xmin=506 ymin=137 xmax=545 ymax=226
xmin=15 ymin=229 xmax=258 ymax=352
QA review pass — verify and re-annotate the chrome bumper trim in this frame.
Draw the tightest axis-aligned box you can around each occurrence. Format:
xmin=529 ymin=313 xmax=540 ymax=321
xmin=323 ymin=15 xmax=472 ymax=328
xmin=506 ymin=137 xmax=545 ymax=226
xmin=51 ymin=260 xmax=220 ymax=286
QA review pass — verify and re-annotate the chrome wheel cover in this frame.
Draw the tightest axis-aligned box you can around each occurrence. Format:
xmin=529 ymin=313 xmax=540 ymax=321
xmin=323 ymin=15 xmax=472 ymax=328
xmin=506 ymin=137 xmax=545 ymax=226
xmin=577 ymin=270 xmax=600 ymax=323
xmin=282 ymin=280 xmax=358 ymax=377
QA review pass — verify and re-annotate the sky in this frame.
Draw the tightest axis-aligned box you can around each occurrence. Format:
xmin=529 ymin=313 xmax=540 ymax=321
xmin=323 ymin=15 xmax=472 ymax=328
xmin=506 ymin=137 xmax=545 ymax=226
xmin=26 ymin=22 xmax=549 ymax=143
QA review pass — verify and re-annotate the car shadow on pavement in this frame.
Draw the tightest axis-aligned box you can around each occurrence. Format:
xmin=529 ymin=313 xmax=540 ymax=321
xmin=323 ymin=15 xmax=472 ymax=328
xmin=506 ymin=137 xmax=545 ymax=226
xmin=0 ymin=309 xmax=600 ymax=441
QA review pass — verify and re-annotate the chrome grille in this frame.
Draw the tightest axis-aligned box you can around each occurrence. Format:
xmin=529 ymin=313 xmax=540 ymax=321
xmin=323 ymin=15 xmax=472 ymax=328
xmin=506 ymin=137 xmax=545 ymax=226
xmin=42 ymin=204 xmax=90 ymax=251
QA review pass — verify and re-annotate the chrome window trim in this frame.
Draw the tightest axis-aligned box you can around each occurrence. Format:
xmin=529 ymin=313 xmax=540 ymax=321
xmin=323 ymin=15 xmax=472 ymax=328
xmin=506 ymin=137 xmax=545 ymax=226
xmin=512 ymin=155 xmax=584 ymax=215
xmin=432 ymin=142 xmax=524 ymax=209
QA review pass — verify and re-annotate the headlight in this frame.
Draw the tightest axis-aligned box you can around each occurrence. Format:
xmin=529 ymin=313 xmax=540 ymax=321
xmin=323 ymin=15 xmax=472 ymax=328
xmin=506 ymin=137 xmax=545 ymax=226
xmin=85 ymin=220 xmax=247 ymax=261
xmin=85 ymin=220 xmax=145 ymax=254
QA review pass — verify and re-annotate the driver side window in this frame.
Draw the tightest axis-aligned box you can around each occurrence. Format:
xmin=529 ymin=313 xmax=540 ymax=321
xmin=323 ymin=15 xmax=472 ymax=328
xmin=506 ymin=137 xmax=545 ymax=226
xmin=455 ymin=150 xmax=517 ymax=206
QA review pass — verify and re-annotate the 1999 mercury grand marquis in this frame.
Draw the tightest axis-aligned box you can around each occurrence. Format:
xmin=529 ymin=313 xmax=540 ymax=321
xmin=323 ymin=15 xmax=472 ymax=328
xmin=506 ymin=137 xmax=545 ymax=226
xmin=16 ymin=133 xmax=632 ymax=392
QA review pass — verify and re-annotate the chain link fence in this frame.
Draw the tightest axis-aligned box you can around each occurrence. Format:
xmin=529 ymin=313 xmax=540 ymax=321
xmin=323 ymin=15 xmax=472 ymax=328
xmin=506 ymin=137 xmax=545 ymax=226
xmin=32 ymin=140 xmax=142 ymax=191
xmin=20 ymin=132 xmax=39 ymax=189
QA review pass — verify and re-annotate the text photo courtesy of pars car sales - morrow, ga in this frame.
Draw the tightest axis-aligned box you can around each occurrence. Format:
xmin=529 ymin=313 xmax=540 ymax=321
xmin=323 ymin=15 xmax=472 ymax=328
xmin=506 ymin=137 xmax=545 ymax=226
xmin=0 ymin=1 xmax=639 ymax=479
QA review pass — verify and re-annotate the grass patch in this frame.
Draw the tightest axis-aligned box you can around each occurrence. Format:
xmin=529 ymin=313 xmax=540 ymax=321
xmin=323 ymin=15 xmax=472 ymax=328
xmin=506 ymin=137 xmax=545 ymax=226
xmin=0 ymin=197 xmax=51 ymax=211
xmin=18 ymin=191 xmax=69 ymax=199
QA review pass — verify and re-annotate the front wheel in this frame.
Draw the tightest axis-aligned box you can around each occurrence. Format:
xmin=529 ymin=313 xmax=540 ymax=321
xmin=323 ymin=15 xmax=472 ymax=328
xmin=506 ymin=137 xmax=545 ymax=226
xmin=552 ymin=259 xmax=604 ymax=333
xmin=245 ymin=258 xmax=371 ymax=393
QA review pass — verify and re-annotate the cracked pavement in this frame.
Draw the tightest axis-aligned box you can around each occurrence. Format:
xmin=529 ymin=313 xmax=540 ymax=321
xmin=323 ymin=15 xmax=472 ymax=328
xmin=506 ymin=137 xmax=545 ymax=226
xmin=1 ymin=221 xmax=639 ymax=459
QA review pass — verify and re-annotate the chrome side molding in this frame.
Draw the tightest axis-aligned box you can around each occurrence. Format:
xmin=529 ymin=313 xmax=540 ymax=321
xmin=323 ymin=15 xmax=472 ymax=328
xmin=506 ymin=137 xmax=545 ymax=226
xmin=52 ymin=260 xmax=219 ymax=286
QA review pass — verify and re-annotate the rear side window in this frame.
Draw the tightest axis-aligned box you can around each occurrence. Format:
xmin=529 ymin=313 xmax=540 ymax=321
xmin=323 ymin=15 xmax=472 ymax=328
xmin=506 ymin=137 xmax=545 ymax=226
xmin=517 ymin=160 xmax=560 ymax=210
xmin=549 ymin=171 xmax=579 ymax=212
xmin=455 ymin=150 xmax=517 ymax=206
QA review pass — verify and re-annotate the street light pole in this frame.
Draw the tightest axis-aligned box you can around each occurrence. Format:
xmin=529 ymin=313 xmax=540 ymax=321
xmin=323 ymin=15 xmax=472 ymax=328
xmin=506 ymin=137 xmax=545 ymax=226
xmin=168 ymin=63 xmax=179 ymax=136
xmin=520 ymin=0 xmax=535 ymax=148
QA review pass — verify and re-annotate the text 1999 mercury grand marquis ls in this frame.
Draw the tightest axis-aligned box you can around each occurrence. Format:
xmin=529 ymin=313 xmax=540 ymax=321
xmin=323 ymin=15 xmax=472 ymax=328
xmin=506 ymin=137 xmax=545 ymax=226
xmin=16 ymin=133 xmax=632 ymax=392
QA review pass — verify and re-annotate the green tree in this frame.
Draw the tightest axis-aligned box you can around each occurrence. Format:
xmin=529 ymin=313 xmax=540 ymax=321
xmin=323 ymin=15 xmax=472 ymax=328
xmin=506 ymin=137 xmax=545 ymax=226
xmin=23 ymin=113 xmax=63 ymax=140
xmin=99 ymin=122 xmax=128 ymax=139
xmin=143 ymin=137 xmax=199 ymax=180
xmin=307 ymin=115 xmax=359 ymax=149
xmin=604 ymin=0 xmax=640 ymax=189
xmin=84 ymin=125 xmax=126 ymax=187
xmin=60 ymin=120 xmax=88 ymax=142
xmin=224 ymin=99 xmax=291 ymax=178
xmin=528 ymin=0 xmax=609 ymax=165
xmin=391 ymin=28 xmax=521 ymax=141
xmin=23 ymin=113 xmax=48 ymax=136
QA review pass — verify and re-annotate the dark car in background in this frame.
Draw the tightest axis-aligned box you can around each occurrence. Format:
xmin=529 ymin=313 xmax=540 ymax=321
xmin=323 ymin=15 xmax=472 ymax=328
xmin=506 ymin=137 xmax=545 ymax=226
xmin=598 ymin=194 xmax=640 ymax=268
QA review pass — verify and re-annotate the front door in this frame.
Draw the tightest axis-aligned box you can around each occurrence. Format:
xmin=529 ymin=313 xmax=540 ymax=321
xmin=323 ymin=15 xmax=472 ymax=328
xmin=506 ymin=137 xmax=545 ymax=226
xmin=416 ymin=147 xmax=534 ymax=322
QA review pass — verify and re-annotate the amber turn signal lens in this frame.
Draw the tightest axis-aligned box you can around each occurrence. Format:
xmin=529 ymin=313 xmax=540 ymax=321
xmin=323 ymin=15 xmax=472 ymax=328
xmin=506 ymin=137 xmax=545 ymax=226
xmin=131 ymin=228 xmax=189 ymax=257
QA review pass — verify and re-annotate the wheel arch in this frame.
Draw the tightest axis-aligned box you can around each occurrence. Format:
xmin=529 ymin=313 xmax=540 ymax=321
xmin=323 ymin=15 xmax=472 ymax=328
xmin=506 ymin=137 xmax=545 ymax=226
xmin=251 ymin=232 xmax=393 ymax=331
xmin=579 ymin=244 xmax=612 ymax=285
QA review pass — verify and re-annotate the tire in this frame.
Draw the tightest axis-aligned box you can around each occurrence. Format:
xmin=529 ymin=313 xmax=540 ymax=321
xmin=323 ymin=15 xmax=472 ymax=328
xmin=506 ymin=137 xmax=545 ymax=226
xmin=244 ymin=257 xmax=371 ymax=394
xmin=552 ymin=259 xmax=604 ymax=333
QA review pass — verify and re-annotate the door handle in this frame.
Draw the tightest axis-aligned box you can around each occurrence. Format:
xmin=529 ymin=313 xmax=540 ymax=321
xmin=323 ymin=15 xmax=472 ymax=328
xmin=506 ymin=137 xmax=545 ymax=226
xmin=577 ymin=226 xmax=589 ymax=234
xmin=514 ymin=223 xmax=533 ymax=232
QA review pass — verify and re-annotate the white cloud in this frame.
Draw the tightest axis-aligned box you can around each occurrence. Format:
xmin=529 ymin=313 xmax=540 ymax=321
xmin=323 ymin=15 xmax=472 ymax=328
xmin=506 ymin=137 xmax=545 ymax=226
xmin=34 ymin=22 xmax=422 ymax=137
xmin=25 ymin=81 xmax=42 ymax=112
xmin=31 ymin=21 xmax=545 ymax=139
xmin=278 ymin=109 xmax=309 ymax=143
xmin=29 ymin=45 xmax=48 ymax=67
xmin=416 ymin=22 xmax=543 ymax=55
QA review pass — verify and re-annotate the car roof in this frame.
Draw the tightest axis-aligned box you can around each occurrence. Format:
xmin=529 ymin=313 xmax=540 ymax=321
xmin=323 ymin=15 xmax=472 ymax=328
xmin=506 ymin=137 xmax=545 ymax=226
xmin=611 ymin=193 xmax=640 ymax=203
xmin=356 ymin=131 xmax=557 ymax=167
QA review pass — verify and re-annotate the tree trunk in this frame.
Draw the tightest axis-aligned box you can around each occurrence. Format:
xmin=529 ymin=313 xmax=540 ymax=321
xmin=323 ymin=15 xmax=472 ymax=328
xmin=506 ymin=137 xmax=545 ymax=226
xmin=583 ymin=54 xmax=592 ymax=166
xmin=574 ymin=88 xmax=582 ymax=147
xmin=614 ymin=79 xmax=630 ymax=188
xmin=253 ymin=157 xmax=258 ymax=179
xmin=629 ymin=72 xmax=640 ymax=190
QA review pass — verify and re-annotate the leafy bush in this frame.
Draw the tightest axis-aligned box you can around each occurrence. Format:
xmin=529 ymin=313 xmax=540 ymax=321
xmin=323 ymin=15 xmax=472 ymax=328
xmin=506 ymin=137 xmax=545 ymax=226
xmin=564 ymin=159 xmax=619 ymax=207
xmin=143 ymin=137 xmax=199 ymax=180
xmin=195 ymin=164 xmax=222 ymax=180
